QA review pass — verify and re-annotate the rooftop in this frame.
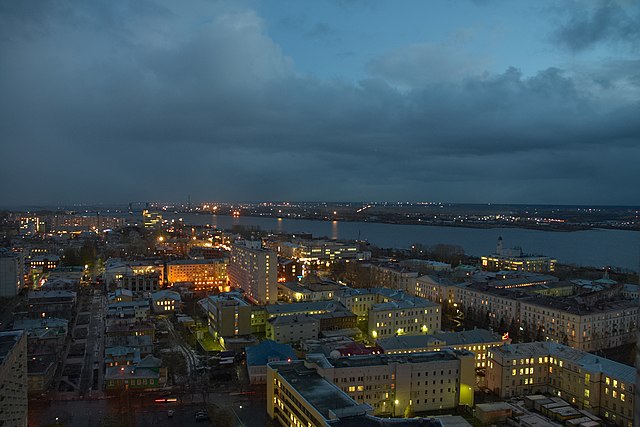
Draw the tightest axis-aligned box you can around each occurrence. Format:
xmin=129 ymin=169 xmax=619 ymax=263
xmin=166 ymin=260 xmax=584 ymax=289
xmin=0 ymin=330 xmax=24 ymax=364
xmin=265 ymin=301 xmax=346 ymax=316
xmin=274 ymin=361 xmax=368 ymax=420
xmin=328 ymin=348 xmax=472 ymax=369
xmin=246 ymin=340 xmax=297 ymax=367
xmin=491 ymin=342 xmax=635 ymax=383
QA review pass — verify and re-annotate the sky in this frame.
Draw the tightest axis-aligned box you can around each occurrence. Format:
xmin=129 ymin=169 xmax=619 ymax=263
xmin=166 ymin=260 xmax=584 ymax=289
xmin=1 ymin=0 xmax=639 ymax=206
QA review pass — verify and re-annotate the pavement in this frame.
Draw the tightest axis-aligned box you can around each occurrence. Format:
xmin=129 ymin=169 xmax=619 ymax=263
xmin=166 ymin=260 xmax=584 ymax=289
xmin=79 ymin=290 xmax=106 ymax=395
xmin=29 ymin=389 xmax=268 ymax=427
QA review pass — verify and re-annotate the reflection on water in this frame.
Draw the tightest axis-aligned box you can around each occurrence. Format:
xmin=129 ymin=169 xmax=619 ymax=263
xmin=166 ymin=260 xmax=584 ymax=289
xmin=168 ymin=213 xmax=640 ymax=270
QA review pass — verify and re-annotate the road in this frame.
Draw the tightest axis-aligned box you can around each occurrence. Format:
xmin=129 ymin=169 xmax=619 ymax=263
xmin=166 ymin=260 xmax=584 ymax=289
xmin=164 ymin=317 xmax=199 ymax=375
xmin=79 ymin=290 xmax=106 ymax=395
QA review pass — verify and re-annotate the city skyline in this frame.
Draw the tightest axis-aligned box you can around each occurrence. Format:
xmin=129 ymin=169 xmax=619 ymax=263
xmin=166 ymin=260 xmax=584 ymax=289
xmin=1 ymin=1 xmax=639 ymax=206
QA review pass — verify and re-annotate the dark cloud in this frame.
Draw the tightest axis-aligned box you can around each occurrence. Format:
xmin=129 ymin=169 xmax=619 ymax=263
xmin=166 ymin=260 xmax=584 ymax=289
xmin=0 ymin=1 xmax=639 ymax=206
xmin=553 ymin=1 xmax=640 ymax=51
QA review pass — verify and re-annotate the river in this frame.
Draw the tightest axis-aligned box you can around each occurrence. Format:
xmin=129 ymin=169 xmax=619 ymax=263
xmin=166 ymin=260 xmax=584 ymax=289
xmin=165 ymin=213 xmax=640 ymax=271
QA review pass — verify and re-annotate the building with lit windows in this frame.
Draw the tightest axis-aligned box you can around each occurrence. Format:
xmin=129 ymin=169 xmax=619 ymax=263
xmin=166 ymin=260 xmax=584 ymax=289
xmin=150 ymin=290 xmax=181 ymax=313
xmin=166 ymin=259 xmax=227 ymax=290
xmin=298 ymin=349 xmax=474 ymax=416
xmin=486 ymin=341 xmax=634 ymax=427
xmin=278 ymin=240 xmax=359 ymax=265
xmin=103 ymin=260 xmax=164 ymax=288
xmin=481 ymin=237 xmax=556 ymax=273
xmin=413 ymin=275 xmax=457 ymax=305
xmin=267 ymin=356 xmax=469 ymax=427
xmin=27 ymin=255 xmax=60 ymax=275
xmin=207 ymin=292 xmax=253 ymax=341
xmin=277 ymin=279 xmax=342 ymax=303
xmin=377 ymin=328 xmax=509 ymax=369
xmin=0 ymin=330 xmax=28 ymax=427
xmin=228 ymin=241 xmax=277 ymax=305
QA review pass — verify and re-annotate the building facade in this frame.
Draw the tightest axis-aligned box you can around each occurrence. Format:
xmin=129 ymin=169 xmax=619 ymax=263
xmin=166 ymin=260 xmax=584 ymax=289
xmin=486 ymin=342 xmax=634 ymax=427
xmin=228 ymin=241 xmax=277 ymax=305
xmin=0 ymin=330 xmax=28 ymax=427
xmin=166 ymin=259 xmax=227 ymax=290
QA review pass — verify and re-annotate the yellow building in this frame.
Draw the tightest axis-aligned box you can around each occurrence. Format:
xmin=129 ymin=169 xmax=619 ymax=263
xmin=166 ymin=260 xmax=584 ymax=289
xmin=486 ymin=341 xmax=634 ymax=427
xmin=267 ymin=351 xmax=474 ymax=426
xmin=167 ymin=259 xmax=227 ymax=290
xmin=305 ymin=349 xmax=475 ymax=416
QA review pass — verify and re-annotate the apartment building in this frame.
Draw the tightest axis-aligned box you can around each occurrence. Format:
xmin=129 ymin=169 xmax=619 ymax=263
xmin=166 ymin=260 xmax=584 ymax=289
xmin=486 ymin=342 xmax=634 ymax=427
xmin=0 ymin=330 xmax=28 ymax=427
xmin=305 ymin=349 xmax=475 ymax=415
xmin=377 ymin=328 xmax=508 ymax=369
xmin=267 ymin=355 xmax=473 ymax=427
xmin=228 ymin=241 xmax=277 ymax=305
xmin=166 ymin=258 xmax=227 ymax=290
xmin=519 ymin=298 xmax=637 ymax=351
xmin=413 ymin=275 xmax=457 ymax=305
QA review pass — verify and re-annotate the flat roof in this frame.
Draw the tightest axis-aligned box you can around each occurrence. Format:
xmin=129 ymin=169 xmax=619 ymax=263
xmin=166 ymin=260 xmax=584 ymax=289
xmin=492 ymin=342 xmax=635 ymax=383
xmin=0 ymin=330 xmax=24 ymax=364
xmin=331 ymin=348 xmax=471 ymax=369
xmin=276 ymin=362 xmax=362 ymax=420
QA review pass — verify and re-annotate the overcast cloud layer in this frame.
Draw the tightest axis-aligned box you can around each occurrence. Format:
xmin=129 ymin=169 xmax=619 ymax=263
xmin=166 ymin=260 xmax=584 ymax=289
xmin=0 ymin=0 xmax=639 ymax=206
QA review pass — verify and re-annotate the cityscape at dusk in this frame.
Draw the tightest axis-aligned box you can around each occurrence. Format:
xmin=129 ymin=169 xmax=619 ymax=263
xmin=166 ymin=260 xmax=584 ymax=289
xmin=0 ymin=1 xmax=639 ymax=427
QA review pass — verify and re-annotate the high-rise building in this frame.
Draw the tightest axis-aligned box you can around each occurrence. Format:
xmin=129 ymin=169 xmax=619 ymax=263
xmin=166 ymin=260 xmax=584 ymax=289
xmin=0 ymin=249 xmax=20 ymax=297
xmin=0 ymin=330 xmax=28 ymax=427
xmin=229 ymin=241 xmax=277 ymax=305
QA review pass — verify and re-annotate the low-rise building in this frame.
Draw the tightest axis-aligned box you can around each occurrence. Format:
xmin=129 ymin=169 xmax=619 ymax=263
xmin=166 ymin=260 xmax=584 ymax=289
xmin=106 ymin=300 xmax=150 ymax=321
xmin=481 ymin=237 xmax=556 ymax=273
xmin=266 ymin=314 xmax=319 ymax=344
xmin=486 ymin=341 xmax=634 ymax=427
xmin=105 ymin=355 xmax=167 ymax=391
xmin=246 ymin=340 xmax=296 ymax=384
xmin=27 ymin=354 xmax=56 ymax=394
xmin=27 ymin=290 xmax=77 ymax=320
xmin=150 ymin=290 xmax=181 ymax=313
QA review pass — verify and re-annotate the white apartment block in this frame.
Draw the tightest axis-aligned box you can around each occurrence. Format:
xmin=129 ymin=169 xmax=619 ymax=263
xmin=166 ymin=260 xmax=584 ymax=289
xmin=304 ymin=349 xmax=475 ymax=415
xmin=228 ymin=241 xmax=277 ymax=305
xmin=412 ymin=275 xmax=457 ymax=305
xmin=519 ymin=299 xmax=637 ymax=351
xmin=486 ymin=342 xmax=634 ymax=427
xmin=0 ymin=330 xmax=28 ymax=427
xmin=368 ymin=300 xmax=440 ymax=340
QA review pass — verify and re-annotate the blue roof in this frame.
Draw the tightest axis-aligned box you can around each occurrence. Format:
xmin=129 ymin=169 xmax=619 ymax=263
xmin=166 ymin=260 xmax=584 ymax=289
xmin=246 ymin=340 xmax=297 ymax=367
